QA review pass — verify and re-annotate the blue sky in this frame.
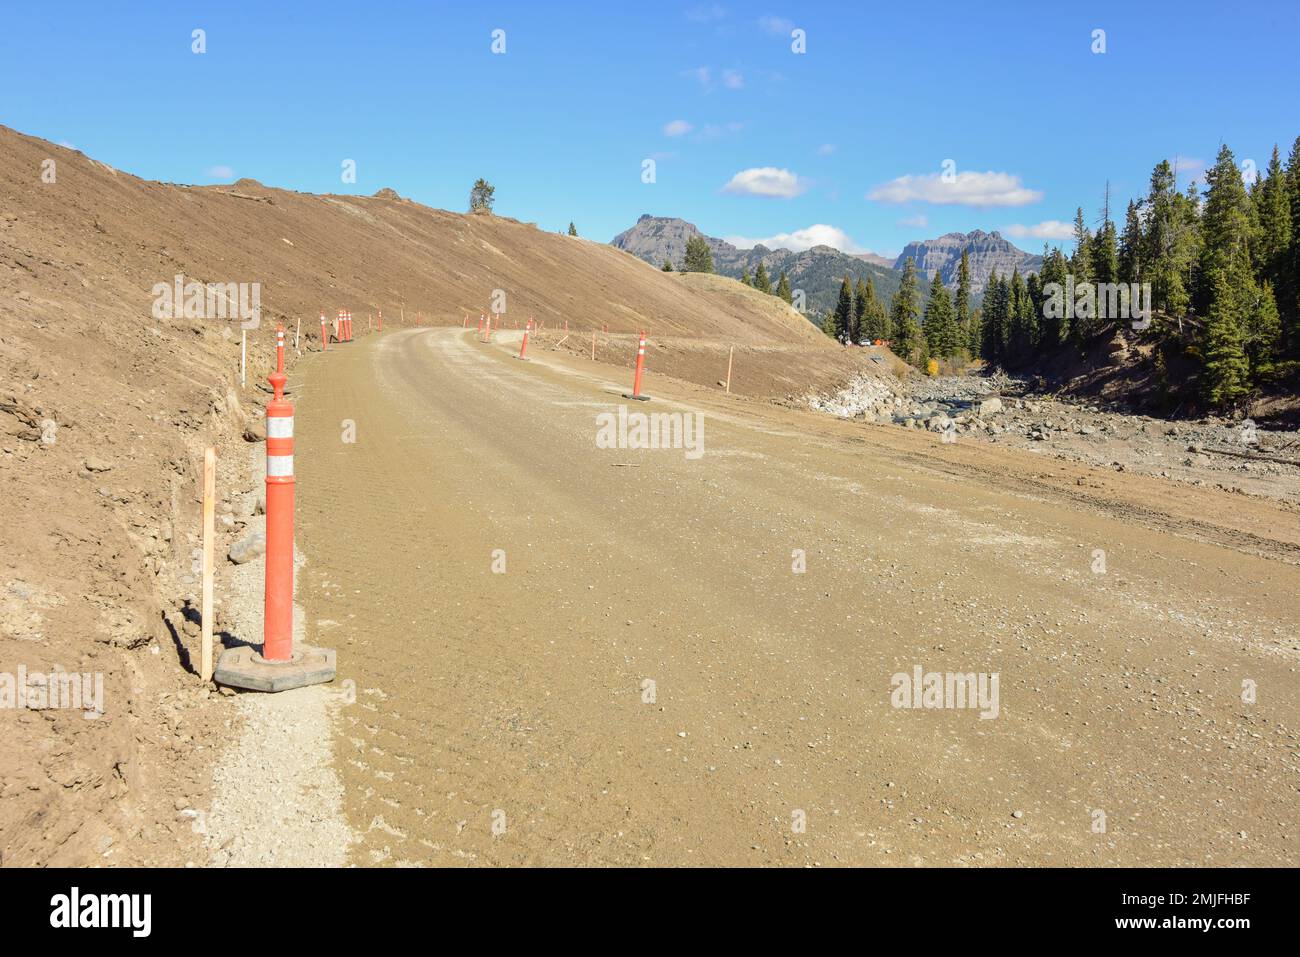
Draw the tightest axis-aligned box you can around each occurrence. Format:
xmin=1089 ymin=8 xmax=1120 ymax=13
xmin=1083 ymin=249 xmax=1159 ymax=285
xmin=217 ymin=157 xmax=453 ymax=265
xmin=3 ymin=1 xmax=1297 ymax=257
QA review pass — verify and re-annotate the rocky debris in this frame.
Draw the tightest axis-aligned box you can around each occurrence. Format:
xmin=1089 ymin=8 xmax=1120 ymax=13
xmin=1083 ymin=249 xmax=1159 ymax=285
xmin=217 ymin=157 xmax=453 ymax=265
xmin=83 ymin=456 xmax=114 ymax=472
xmin=228 ymin=530 xmax=265 ymax=564
xmin=242 ymin=424 xmax=265 ymax=443
xmin=808 ymin=372 xmax=1300 ymax=502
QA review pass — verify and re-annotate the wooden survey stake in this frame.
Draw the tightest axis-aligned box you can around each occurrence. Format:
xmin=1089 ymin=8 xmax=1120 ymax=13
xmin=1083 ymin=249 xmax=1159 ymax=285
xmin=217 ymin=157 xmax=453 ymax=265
xmin=201 ymin=447 xmax=216 ymax=682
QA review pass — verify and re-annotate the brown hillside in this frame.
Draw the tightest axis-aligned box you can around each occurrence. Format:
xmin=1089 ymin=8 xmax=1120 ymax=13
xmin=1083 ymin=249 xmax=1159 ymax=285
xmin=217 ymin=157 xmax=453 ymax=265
xmin=0 ymin=125 xmax=827 ymax=344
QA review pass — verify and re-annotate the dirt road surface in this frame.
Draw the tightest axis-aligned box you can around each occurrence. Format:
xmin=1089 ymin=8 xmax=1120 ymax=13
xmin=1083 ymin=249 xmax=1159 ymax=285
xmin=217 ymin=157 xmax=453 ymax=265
xmin=291 ymin=328 xmax=1298 ymax=867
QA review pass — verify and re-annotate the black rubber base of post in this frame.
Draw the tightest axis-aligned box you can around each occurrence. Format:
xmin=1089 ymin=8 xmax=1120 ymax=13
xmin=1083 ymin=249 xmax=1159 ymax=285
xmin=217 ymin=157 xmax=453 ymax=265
xmin=622 ymin=394 xmax=651 ymax=401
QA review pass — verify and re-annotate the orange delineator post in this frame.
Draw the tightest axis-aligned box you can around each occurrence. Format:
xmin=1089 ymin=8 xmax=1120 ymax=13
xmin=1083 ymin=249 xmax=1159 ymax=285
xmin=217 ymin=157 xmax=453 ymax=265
xmin=518 ymin=318 xmax=532 ymax=359
xmin=320 ymin=313 xmax=328 ymax=351
xmin=264 ymin=325 xmax=295 ymax=661
xmin=625 ymin=330 xmax=650 ymax=401
xmin=378 ymin=309 xmax=383 ymax=332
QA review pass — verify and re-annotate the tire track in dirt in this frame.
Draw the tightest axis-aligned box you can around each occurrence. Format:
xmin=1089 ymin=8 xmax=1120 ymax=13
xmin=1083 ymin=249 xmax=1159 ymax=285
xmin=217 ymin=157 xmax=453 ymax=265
xmin=291 ymin=329 xmax=1299 ymax=867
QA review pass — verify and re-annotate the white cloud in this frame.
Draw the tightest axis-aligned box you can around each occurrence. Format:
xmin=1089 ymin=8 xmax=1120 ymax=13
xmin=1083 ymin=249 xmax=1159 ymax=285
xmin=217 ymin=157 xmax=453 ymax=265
xmin=725 ymin=224 xmax=866 ymax=255
xmin=722 ymin=69 xmax=744 ymax=89
xmin=206 ymin=165 xmax=235 ymax=180
xmin=867 ymin=170 xmax=1043 ymax=207
xmin=816 ymin=143 xmax=835 ymax=156
xmin=663 ymin=119 xmax=694 ymax=137
xmin=897 ymin=214 xmax=928 ymax=228
xmin=758 ymin=15 xmax=794 ymax=35
xmin=722 ymin=166 xmax=807 ymax=198
xmin=1003 ymin=220 xmax=1074 ymax=240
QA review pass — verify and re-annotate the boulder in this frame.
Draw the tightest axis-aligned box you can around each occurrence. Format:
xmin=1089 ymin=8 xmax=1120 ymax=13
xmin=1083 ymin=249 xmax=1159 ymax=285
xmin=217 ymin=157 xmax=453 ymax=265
xmin=228 ymin=531 xmax=265 ymax=564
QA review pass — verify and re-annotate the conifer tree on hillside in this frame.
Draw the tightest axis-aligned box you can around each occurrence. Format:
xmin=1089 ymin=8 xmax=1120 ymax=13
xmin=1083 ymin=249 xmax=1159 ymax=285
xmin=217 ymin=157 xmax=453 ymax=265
xmin=469 ymin=178 xmax=496 ymax=214
xmin=754 ymin=261 xmax=772 ymax=294
xmin=890 ymin=258 xmax=922 ymax=363
xmin=980 ymin=271 xmax=1008 ymax=365
xmin=1254 ymin=145 xmax=1291 ymax=295
xmin=683 ymin=234 xmax=714 ymax=273
xmin=923 ymin=272 xmax=957 ymax=358
xmin=1198 ymin=144 xmax=1257 ymax=311
xmin=1286 ymin=136 xmax=1300 ymax=355
xmin=1007 ymin=268 xmax=1038 ymax=362
xmin=1247 ymin=279 xmax=1282 ymax=377
xmin=1143 ymin=160 xmax=1192 ymax=317
xmin=776 ymin=271 xmax=793 ymax=304
xmin=833 ymin=274 xmax=855 ymax=342
xmin=1093 ymin=207 xmax=1119 ymax=292
xmin=954 ymin=249 xmax=972 ymax=352
xmin=967 ymin=305 xmax=982 ymax=358
xmin=1070 ymin=207 xmax=1097 ymax=341
xmin=662 ymin=258 xmax=674 ymax=271
xmin=740 ymin=266 xmax=751 ymax=286
xmin=819 ymin=310 xmax=837 ymax=338
xmin=568 ymin=222 xmax=578 ymax=236
xmin=1118 ymin=200 xmax=1143 ymax=284
xmin=1202 ymin=269 xmax=1252 ymax=406
xmin=859 ymin=277 xmax=886 ymax=342
xmin=1038 ymin=247 xmax=1070 ymax=351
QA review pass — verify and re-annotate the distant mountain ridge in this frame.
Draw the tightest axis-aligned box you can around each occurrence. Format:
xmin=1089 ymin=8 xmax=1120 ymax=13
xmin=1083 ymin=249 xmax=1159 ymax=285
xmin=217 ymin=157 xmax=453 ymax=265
xmin=610 ymin=215 xmax=906 ymax=318
xmin=611 ymin=216 xmax=1040 ymax=317
xmin=894 ymin=230 xmax=1041 ymax=295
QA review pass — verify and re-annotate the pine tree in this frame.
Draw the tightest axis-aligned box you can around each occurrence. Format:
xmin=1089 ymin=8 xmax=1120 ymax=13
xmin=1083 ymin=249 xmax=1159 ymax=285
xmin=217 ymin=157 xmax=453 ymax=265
xmin=967 ymin=305 xmax=982 ymax=358
xmin=890 ymin=258 xmax=922 ymax=363
xmin=923 ymin=272 xmax=957 ymax=358
xmin=1036 ymin=247 xmax=1068 ymax=351
xmin=1144 ymin=159 xmax=1195 ymax=317
xmin=754 ymin=261 xmax=772 ymax=294
xmin=776 ymin=271 xmax=793 ymax=304
xmin=1285 ymin=136 xmax=1300 ymax=355
xmin=1246 ymin=279 xmax=1282 ymax=377
xmin=683 ymin=235 xmax=714 ymax=273
xmin=1094 ymin=220 xmax=1119 ymax=296
xmin=1118 ymin=200 xmax=1143 ymax=284
xmin=469 ymin=178 xmax=496 ymax=214
xmin=1070 ymin=207 xmax=1096 ymax=341
xmin=859 ymin=278 xmax=885 ymax=341
xmin=980 ymin=271 xmax=1008 ymax=364
xmin=568 ymin=222 xmax=578 ymax=236
xmin=740 ymin=266 xmax=751 ymax=286
xmin=662 ymin=258 xmax=674 ymax=272
xmin=833 ymin=274 xmax=855 ymax=343
xmin=1202 ymin=269 xmax=1251 ymax=406
xmin=1198 ymin=144 xmax=1257 ymax=311
xmin=819 ymin=310 xmax=837 ymax=338
xmin=1007 ymin=268 xmax=1038 ymax=362
xmin=954 ymin=249 xmax=972 ymax=354
xmin=1093 ymin=184 xmax=1119 ymax=293
xmin=1253 ymin=145 xmax=1290 ymax=292
xmin=853 ymin=278 xmax=869 ymax=342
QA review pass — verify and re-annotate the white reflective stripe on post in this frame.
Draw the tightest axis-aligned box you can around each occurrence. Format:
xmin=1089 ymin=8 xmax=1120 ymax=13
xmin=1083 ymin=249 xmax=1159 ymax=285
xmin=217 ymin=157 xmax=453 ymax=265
xmin=267 ymin=416 xmax=294 ymax=439
xmin=267 ymin=455 xmax=294 ymax=477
